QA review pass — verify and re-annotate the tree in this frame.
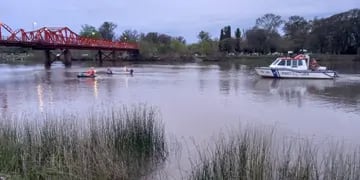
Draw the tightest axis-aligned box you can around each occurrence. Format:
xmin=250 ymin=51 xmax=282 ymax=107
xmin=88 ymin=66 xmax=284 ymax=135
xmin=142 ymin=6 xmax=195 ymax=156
xmin=199 ymin=40 xmax=218 ymax=56
xmin=220 ymin=29 xmax=224 ymax=41
xmin=235 ymin=28 xmax=241 ymax=52
xmin=157 ymin=34 xmax=172 ymax=54
xmin=158 ymin=34 xmax=172 ymax=44
xmin=98 ymin=22 xmax=117 ymax=40
xmin=256 ymin=13 xmax=283 ymax=32
xmin=308 ymin=9 xmax=360 ymax=54
xmin=196 ymin=31 xmax=218 ymax=55
xmin=79 ymin=24 xmax=101 ymax=39
xmin=219 ymin=38 xmax=236 ymax=53
xmin=175 ymin=36 xmax=186 ymax=44
xmin=219 ymin=26 xmax=234 ymax=52
xmin=219 ymin=29 xmax=224 ymax=51
xmin=143 ymin=32 xmax=159 ymax=43
xmin=139 ymin=32 xmax=187 ymax=56
xmin=283 ymin=16 xmax=310 ymax=52
xmin=119 ymin=29 xmax=139 ymax=42
xmin=225 ymin=26 xmax=231 ymax=38
xmin=245 ymin=27 xmax=268 ymax=53
xmin=198 ymin=31 xmax=211 ymax=42
xmin=170 ymin=38 xmax=188 ymax=55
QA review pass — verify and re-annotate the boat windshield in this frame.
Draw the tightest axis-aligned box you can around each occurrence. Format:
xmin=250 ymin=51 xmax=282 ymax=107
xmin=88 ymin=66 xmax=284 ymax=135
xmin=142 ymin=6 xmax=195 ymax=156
xmin=271 ymin=58 xmax=281 ymax=65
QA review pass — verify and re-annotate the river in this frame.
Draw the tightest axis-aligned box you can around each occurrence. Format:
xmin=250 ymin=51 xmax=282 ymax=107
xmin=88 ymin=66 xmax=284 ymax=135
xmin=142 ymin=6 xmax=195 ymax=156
xmin=1 ymin=60 xmax=360 ymax=178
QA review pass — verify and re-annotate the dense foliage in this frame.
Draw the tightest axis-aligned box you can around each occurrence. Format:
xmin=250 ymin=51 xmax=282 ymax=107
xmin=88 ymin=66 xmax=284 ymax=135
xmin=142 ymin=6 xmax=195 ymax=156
xmin=77 ymin=9 xmax=360 ymax=57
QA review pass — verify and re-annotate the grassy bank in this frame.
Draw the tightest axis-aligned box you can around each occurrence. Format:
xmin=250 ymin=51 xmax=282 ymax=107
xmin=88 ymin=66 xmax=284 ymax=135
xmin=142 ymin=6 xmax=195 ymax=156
xmin=0 ymin=105 xmax=167 ymax=179
xmin=189 ymin=126 xmax=360 ymax=180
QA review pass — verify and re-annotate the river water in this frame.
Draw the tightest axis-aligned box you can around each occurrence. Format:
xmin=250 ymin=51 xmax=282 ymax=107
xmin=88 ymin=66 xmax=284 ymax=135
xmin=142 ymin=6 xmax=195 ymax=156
xmin=1 ymin=60 xmax=360 ymax=177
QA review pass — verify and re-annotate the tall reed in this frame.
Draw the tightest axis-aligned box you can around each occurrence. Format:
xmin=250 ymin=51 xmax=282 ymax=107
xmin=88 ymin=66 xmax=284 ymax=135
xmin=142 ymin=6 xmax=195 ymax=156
xmin=0 ymin=105 xmax=167 ymax=179
xmin=189 ymin=126 xmax=360 ymax=180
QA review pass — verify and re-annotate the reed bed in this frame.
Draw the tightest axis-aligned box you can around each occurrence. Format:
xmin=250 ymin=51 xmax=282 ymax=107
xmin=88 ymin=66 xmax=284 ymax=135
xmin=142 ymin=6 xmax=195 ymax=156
xmin=0 ymin=105 xmax=168 ymax=179
xmin=189 ymin=126 xmax=360 ymax=180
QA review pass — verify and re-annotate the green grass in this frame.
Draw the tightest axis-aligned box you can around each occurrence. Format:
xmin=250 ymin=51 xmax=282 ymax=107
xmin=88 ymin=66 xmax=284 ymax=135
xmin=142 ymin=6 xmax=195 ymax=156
xmin=0 ymin=105 xmax=167 ymax=179
xmin=189 ymin=126 xmax=360 ymax=180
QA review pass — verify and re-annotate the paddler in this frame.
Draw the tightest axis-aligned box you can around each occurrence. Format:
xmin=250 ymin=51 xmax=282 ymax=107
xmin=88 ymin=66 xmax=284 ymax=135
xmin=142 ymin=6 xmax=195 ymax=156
xmin=107 ymin=68 xmax=113 ymax=74
xmin=86 ymin=67 xmax=96 ymax=76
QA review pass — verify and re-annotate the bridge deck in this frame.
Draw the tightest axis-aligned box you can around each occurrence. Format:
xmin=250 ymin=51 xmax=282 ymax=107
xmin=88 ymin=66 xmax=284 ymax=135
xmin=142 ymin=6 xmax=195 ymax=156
xmin=0 ymin=40 xmax=139 ymax=51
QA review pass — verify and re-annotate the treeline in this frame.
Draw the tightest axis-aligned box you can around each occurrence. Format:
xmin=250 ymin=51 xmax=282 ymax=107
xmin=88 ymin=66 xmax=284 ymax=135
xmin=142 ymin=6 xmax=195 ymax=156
xmin=216 ymin=8 xmax=360 ymax=55
xmin=79 ymin=23 xmax=188 ymax=59
xmin=79 ymin=9 xmax=360 ymax=58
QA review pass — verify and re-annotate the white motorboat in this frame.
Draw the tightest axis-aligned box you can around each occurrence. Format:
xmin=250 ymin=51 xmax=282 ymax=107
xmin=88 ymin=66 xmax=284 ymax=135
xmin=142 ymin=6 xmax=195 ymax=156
xmin=255 ymin=54 xmax=338 ymax=79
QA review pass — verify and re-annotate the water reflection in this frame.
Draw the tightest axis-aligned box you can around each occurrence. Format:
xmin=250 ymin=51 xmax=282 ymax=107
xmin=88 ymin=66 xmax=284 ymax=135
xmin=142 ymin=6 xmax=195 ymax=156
xmin=218 ymin=63 xmax=237 ymax=95
xmin=0 ymin=92 xmax=8 ymax=114
xmin=251 ymin=79 xmax=336 ymax=107
xmin=82 ymin=78 xmax=98 ymax=99
xmin=309 ymin=82 xmax=360 ymax=112
xmin=94 ymin=79 xmax=98 ymax=98
xmin=197 ymin=64 xmax=215 ymax=92
xmin=219 ymin=72 xmax=231 ymax=95
xmin=37 ymin=84 xmax=44 ymax=112
xmin=250 ymin=77 xmax=360 ymax=113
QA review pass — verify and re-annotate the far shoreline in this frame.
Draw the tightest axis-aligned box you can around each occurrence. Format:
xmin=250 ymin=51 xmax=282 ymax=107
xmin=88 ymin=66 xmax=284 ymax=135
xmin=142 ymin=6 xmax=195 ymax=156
xmin=1 ymin=52 xmax=359 ymax=65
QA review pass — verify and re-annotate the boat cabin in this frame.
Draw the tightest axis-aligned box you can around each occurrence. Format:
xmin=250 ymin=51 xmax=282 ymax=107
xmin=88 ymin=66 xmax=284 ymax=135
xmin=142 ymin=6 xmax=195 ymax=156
xmin=269 ymin=57 xmax=308 ymax=70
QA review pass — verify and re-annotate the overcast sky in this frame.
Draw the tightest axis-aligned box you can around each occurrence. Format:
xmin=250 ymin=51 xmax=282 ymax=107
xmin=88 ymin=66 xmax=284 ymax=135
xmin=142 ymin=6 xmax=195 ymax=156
xmin=1 ymin=0 xmax=359 ymax=43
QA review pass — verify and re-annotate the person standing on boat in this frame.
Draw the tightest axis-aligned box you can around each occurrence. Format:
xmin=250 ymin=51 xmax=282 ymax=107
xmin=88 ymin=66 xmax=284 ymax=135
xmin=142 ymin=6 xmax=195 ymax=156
xmin=310 ymin=58 xmax=319 ymax=70
xmin=106 ymin=68 xmax=113 ymax=74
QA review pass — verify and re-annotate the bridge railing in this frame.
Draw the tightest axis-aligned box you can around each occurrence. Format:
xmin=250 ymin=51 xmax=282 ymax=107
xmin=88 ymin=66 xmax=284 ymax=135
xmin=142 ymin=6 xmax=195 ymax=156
xmin=1 ymin=23 xmax=139 ymax=50
xmin=1 ymin=36 xmax=138 ymax=49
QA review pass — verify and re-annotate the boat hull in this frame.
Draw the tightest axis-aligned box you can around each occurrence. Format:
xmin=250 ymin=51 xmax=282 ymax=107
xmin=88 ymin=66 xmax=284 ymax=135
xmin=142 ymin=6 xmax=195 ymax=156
xmin=77 ymin=73 xmax=96 ymax=78
xmin=106 ymin=71 xmax=132 ymax=75
xmin=255 ymin=67 xmax=337 ymax=79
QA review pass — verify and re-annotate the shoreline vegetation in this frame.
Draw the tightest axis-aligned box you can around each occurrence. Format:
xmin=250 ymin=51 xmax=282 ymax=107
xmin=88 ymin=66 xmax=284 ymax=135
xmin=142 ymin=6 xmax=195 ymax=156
xmin=0 ymin=105 xmax=168 ymax=179
xmin=0 ymin=50 xmax=359 ymax=65
xmin=1 ymin=107 xmax=360 ymax=179
xmin=1 ymin=8 xmax=360 ymax=64
xmin=189 ymin=126 xmax=360 ymax=180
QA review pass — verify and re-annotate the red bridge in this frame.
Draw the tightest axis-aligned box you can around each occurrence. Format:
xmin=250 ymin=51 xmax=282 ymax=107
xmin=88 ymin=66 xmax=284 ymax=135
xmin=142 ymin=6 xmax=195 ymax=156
xmin=0 ymin=22 xmax=139 ymax=67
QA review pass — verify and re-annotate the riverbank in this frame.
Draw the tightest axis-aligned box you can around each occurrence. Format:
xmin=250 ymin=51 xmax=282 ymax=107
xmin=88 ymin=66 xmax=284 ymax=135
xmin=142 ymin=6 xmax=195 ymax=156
xmin=1 ymin=49 xmax=359 ymax=65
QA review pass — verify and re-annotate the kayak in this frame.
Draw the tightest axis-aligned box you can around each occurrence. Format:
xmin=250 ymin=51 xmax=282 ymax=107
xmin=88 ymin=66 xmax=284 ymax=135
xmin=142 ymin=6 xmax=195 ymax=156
xmin=106 ymin=71 xmax=133 ymax=75
xmin=77 ymin=72 xmax=96 ymax=78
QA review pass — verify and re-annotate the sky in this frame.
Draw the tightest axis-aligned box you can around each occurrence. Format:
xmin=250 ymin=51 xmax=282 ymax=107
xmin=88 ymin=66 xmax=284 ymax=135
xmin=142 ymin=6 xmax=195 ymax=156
xmin=0 ymin=0 xmax=359 ymax=43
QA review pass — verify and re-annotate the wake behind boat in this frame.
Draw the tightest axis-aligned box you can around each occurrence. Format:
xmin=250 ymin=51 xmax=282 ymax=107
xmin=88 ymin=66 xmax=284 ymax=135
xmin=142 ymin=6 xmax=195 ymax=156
xmin=255 ymin=54 xmax=338 ymax=79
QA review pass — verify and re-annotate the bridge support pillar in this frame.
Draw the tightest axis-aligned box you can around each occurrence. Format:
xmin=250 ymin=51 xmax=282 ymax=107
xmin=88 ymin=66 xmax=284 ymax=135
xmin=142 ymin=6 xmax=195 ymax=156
xmin=112 ymin=50 xmax=116 ymax=61
xmin=98 ymin=50 xmax=103 ymax=65
xmin=44 ymin=50 xmax=52 ymax=68
xmin=63 ymin=49 xmax=72 ymax=67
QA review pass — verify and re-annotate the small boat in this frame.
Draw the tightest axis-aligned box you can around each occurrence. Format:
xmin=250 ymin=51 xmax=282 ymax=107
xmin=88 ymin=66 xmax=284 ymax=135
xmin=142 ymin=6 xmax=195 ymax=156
xmin=255 ymin=54 xmax=338 ymax=79
xmin=106 ymin=71 xmax=132 ymax=75
xmin=77 ymin=72 xmax=96 ymax=78
xmin=106 ymin=69 xmax=134 ymax=75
